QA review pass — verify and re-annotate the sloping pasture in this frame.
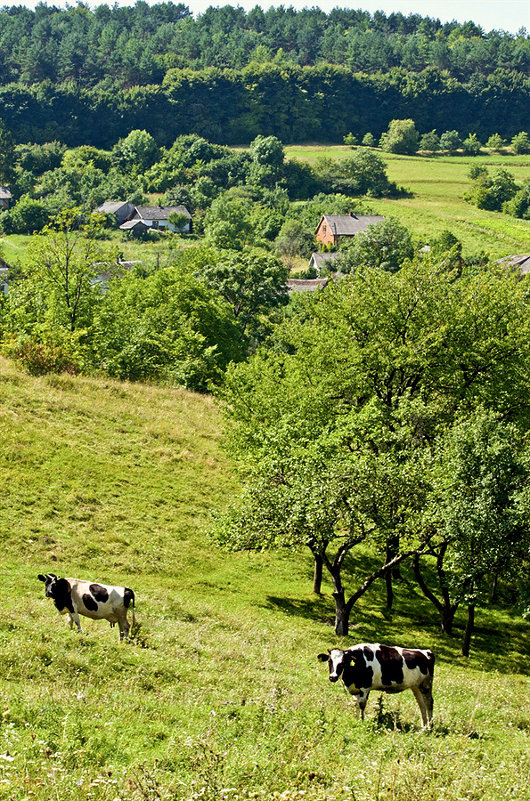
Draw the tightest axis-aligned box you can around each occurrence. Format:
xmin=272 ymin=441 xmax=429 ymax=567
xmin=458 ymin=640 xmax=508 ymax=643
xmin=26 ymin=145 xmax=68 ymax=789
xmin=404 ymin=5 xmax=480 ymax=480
xmin=285 ymin=146 xmax=530 ymax=258
xmin=0 ymin=357 xmax=529 ymax=800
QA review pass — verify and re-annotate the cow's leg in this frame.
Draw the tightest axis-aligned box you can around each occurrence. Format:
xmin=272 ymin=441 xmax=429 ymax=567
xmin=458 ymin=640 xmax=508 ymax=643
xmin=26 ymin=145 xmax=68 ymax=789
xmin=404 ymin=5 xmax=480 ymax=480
xmin=412 ymin=686 xmax=433 ymax=730
xmin=358 ymin=690 xmax=370 ymax=721
xmin=117 ymin=612 xmax=130 ymax=641
xmin=70 ymin=609 xmax=82 ymax=633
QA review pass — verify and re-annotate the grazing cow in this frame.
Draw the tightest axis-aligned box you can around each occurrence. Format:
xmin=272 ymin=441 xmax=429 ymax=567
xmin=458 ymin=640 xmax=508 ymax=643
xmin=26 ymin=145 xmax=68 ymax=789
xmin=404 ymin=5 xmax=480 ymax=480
xmin=318 ymin=643 xmax=434 ymax=729
xmin=38 ymin=573 xmax=135 ymax=640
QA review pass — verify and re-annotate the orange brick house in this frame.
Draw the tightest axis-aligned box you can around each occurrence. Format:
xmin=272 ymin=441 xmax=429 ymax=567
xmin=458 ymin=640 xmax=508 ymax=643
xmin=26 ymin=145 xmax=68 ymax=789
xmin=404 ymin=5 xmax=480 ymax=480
xmin=315 ymin=213 xmax=385 ymax=247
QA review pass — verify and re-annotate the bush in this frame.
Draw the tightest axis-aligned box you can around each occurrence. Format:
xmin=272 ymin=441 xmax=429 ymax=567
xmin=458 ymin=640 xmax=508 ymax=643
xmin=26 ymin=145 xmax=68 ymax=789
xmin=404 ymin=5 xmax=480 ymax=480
xmin=379 ymin=119 xmax=419 ymax=155
xmin=2 ymin=333 xmax=82 ymax=375
xmin=439 ymin=130 xmax=462 ymax=153
xmin=511 ymin=131 xmax=530 ymax=155
xmin=419 ymin=130 xmax=440 ymax=152
xmin=361 ymin=132 xmax=377 ymax=147
xmin=462 ymin=133 xmax=482 ymax=156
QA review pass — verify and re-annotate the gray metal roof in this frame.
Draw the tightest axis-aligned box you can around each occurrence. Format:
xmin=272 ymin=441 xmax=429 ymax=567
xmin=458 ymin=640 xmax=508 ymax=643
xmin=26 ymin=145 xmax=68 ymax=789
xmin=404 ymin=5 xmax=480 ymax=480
xmin=318 ymin=214 xmax=385 ymax=235
xmin=309 ymin=252 xmax=342 ymax=269
xmin=0 ymin=186 xmax=12 ymax=199
xmin=498 ymin=254 xmax=530 ymax=274
xmin=119 ymin=219 xmax=148 ymax=230
xmin=287 ymin=278 xmax=329 ymax=292
xmin=133 ymin=205 xmax=191 ymax=221
xmin=97 ymin=201 xmax=130 ymax=213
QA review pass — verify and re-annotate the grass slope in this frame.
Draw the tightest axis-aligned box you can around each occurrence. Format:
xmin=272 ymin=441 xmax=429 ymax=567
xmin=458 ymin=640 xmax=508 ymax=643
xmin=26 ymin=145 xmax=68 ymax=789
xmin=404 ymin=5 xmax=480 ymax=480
xmin=0 ymin=356 xmax=529 ymax=800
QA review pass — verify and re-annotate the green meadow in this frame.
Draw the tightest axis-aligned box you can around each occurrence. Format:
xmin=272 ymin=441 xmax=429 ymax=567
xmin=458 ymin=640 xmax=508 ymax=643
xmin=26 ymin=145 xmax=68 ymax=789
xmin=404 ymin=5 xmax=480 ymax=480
xmin=285 ymin=146 xmax=530 ymax=259
xmin=1 ymin=356 xmax=529 ymax=800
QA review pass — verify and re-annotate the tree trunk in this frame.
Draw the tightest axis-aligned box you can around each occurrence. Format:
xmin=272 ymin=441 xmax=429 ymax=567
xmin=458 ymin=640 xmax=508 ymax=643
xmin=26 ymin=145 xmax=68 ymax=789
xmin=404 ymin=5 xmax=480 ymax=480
xmin=461 ymin=602 xmax=475 ymax=657
xmin=333 ymin=588 xmax=351 ymax=636
xmin=313 ymin=553 xmax=323 ymax=595
xmin=384 ymin=567 xmax=394 ymax=611
xmin=441 ymin=606 xmax=455 ymax=636
xmin=384 ymin=534 xmax=400 ymax=610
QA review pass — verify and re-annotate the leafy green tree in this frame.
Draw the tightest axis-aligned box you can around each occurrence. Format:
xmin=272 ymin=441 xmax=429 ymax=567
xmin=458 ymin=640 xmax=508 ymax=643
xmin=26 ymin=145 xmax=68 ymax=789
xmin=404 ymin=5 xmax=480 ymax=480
xmin=112 ymin=129 xmax=159 ymax=173
xmin=511 ymin=131 xmax=530 ymax=155
xmin=0 ymin=118 xmax=15 ymax=185
xmin=195 ymin=247 xmax=288 ymax=339
xmin=361 ymin=132 xmax=376 ymax=147
xmin=203 ymin=195 xmax=254 ymax=250
xmin=339 ymin=218 xmax=414 ymax=273
xmin=439 ymin=130 xmax=462 ymax=153
xmin=419 ymin=130 xmax=440 ymax=152
xmin=93 ymin=266 xmax=242 ymax=390
xmin=274 ymin=218 xmax=312 ymax=267
xmin=486 ymin=133 xmax=505 ymax=151
xmin=417 ymin=410 xmax=530 ymax=654
xmin=248 ymin=135 xmax=285 ymax=187
xmin=379 ymin=119 xmax=419 ymax=155
xmin=503 ymin=183 xmax=530 ymax=219
xmin=26 ymin=207 xmax=117 ymax=333
xmin=468 ymin=168 xmax=519 ymax=211
xmin=462 ymin=133 xmax=482 ymax=155
xmin=215 ymin=262 xmax=530 ymax=635
xmin=0 ymin=195 xmax=50 ymax=234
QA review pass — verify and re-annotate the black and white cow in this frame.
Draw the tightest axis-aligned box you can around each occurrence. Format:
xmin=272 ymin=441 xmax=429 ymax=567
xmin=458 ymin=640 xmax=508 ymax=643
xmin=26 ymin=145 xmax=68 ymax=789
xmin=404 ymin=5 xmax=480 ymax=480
xmin=38 ymin=573 xmax=136 ymax=640
xmin=318 ymin=643 xmax=434 ymax=729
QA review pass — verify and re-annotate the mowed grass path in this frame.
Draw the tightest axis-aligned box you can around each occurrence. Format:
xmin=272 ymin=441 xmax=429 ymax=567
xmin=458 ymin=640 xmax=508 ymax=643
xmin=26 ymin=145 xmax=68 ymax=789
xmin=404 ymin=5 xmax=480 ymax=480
xmin=0 ymin=356 xmax=529 ymax=800
xmin=285 ymin=146 xmax=530 ymax=258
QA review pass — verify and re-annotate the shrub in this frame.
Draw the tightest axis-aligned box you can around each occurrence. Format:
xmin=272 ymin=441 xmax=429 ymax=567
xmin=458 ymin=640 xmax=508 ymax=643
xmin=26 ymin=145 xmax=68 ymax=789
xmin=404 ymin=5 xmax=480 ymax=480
xmin=2 ymin=334 xmax=82 ymax=376
xmin=511 ymin=131 xmax=530 ymax=155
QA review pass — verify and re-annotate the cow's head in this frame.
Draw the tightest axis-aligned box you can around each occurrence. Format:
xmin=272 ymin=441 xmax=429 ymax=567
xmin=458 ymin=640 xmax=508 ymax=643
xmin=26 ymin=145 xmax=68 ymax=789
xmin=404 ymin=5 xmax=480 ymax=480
xmin=38 ymin=573 xmax=59 ymax=598
xmin=317 ymin=648 xmax=351 ymax=682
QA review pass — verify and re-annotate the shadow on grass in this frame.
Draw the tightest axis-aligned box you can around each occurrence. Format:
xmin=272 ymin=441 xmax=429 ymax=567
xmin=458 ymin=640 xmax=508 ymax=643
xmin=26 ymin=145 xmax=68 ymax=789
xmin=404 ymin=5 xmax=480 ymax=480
xmin=262 ymin=553 xmax=530 ymax=675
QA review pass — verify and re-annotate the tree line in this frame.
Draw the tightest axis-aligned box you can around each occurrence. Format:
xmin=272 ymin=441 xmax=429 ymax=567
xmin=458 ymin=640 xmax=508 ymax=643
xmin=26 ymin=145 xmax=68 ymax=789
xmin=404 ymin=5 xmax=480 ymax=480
xmin=1 ymin=64 xmax=528 ymax=147
xmin=0 ymin=3 xmax=528 ymax=86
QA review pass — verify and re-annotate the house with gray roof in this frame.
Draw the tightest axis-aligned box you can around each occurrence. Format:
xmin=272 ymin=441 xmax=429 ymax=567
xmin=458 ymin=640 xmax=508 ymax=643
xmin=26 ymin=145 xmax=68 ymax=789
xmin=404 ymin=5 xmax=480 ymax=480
xmin=287 ymin=277 xmax=329 ymax=293
xmin=0 ymin=186 xmax=12 ymax=210
xmin=307 ymin=251 xmax=342 ymax=275
xmin=498 ymin=254 xmax=530 ymax=275
xmin=315 ymin=213 xmax=384 ymax=247
xmin=121 ymin=205 xmax=192 ymax=234
xmin=97 ymin=201 xmax=135 ymax=224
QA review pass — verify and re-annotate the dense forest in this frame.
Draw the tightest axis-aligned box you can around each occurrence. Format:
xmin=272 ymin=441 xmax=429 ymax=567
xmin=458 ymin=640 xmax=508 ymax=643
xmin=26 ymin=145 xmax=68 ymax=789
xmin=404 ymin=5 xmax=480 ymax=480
xmin=0 ymin=3 xmax=528 ymax=145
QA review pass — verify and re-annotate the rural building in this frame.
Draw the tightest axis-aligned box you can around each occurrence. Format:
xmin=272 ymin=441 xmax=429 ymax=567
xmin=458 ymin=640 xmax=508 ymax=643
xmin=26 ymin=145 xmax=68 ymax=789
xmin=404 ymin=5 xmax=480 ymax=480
xmin=307 ymin=251 xmax=342 ymax=274
xmin=0 ymin=186 xmax=12 ymax=210
xmin=287 ymin=277 xmax=329 ymax=292
xmin=97 ymin=201 xmax=135 ymax=224
xmin=498 ymin=254 xmax=530 ymax=275
xmin=91 ymin=259 xmax=141 ymax=287
xmin=0 ymin=265 xmax=8 ymax=294
xmin=121 ymin=205 xmax=192 ymax=233
xmin=315 ymin=213 xmax=384 ymax=247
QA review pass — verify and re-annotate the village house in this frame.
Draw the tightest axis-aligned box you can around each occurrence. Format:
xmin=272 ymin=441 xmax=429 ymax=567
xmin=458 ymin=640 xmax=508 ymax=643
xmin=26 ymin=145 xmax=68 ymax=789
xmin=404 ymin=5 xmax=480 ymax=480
xmin=315 ymin=212 xmax=384 ymax=247
xmin=120 ymin=205 xmax=192 ymax=235
xmin=0 ymin=186 xmax=12 ymax=210
xmin=286 ymin=277 xmax=329 ymax=293
xmin=307 ymin=251 xmax=342 ymax=275
xmin=97 ymin=201 xmax=135 ymax=224
xmin=497 ymin=254 xmax=530 ymax=275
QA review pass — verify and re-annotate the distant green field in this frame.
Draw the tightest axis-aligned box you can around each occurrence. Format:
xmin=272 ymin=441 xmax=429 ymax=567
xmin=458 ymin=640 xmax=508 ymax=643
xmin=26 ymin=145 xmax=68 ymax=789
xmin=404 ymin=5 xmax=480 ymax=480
xmin=0 ymin=357 xmax=529 ymax=800
xmin=285 ymin=146 xmax=530 ymax=258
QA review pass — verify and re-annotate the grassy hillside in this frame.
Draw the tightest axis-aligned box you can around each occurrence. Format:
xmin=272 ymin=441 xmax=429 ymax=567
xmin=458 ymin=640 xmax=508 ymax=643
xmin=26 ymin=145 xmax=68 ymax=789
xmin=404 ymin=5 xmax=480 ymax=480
xmin=1 ymin=356 xmax=529 ymax=799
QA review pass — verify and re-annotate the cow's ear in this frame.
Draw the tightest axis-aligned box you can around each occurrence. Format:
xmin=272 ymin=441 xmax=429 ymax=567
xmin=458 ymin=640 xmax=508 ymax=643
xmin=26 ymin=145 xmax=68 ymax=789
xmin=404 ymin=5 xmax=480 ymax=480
xmin=317 ymin=653 xmax=329 ymax=662
xmin=38 ymin=574 xmax=46 ymax=582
